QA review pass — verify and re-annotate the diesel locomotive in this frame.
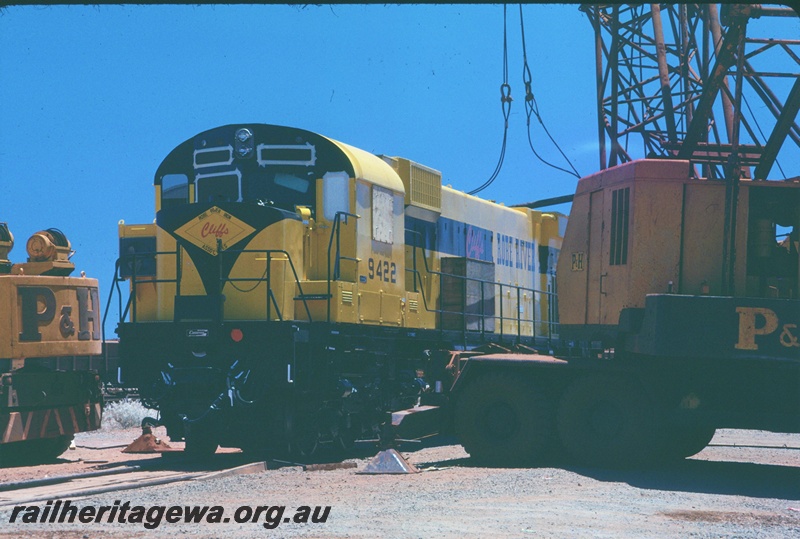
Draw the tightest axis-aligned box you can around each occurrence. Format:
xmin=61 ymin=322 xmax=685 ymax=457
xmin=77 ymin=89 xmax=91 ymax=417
xmin=1 ymin=224 xmax=103 ymax=465
xmin=113 ymin=123 xmax=566 ymax=456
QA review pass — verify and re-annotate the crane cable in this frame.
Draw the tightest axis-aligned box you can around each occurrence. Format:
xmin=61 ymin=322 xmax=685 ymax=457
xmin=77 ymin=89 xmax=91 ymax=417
xmin=469 ymin=4 xmax=512 ymax=196
xmin=519 ymin=4 xmax=581 ymax=179
xmin=742 ymin=92 xmax=786 ymax=179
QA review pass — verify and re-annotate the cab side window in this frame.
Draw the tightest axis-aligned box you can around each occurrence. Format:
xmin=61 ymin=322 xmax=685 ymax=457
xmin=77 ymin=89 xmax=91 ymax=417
xmin=161 ymin=174 xmax=189 ymax=208
xmin=323 ymin=171 xmax=350 ymax=222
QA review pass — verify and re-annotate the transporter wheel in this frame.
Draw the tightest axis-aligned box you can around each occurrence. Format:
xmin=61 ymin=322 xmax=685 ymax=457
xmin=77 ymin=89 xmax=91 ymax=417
xmin=557 ymin=375 xmax=657 ymax=468
xmin=658 ymin=425 xmax=716 ymax=462
xmin=454 ymin=373 xmax=555 ymax=466
xmin=0 ymin=435 xmax=73 ymax=466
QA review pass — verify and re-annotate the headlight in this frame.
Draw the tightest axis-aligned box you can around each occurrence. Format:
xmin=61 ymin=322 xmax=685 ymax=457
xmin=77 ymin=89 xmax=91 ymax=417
xmin=27 ymin=232 xmax=57 ymax=262
xmin=26 ymin=229 xmax=71 ymax=262
xmin=235 ymin=128 xmax=254 ymax=158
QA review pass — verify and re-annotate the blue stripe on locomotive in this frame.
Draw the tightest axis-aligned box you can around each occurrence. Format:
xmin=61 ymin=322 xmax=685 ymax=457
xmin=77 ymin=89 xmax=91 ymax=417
xmin=406 ymin=216 xmax=493 ymax=263
xmin=406 ymin=213 xmax=558 ymax=301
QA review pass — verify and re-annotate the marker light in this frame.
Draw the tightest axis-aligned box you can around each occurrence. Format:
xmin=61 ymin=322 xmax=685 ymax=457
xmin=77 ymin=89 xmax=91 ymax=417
xmin=231 ymin=328 xmax=244 ymax=342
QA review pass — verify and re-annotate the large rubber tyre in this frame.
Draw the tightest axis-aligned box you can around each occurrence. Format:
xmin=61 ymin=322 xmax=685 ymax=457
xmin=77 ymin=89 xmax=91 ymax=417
xmin=0 ymin=435 xmax=73 ymax=466
xmin=557 ymin=375 xmax=657 ymax=468
xmin=658 ymin=424 xmax=716 ymax=462
xmin=454 ymin=373 xmax=554 ymax=466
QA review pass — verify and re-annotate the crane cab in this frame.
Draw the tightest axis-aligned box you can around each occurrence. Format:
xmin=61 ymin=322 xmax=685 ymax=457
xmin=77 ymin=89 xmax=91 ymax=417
xmin=557 ymin=159 xmax=800 ymax=357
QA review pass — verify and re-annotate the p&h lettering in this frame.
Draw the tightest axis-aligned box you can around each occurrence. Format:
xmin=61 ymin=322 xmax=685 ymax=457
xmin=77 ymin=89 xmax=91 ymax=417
xmin=735 ymin=306 xmax=799 ymax=351
xmin=18 ymin=286 xmax=101 ymax=343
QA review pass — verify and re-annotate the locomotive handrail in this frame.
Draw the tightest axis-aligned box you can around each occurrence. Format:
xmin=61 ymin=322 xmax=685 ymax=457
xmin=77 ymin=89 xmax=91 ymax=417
xmin=404 ymin=231 xmax=559 ymax=346
xmin=327 ymin=211 xmax=360 ymax=323
xmin=216 ymin=247 xmax=313 ymax=323
xmin=102 ymin=259 xmax=123 ymax=338
xmin=111 ymin=230 xmax=559 ymax=344
xmin=110 ymin=247 xmax=312 ymax=324
xmin=107 ymin=249 xmax=182 ymax=324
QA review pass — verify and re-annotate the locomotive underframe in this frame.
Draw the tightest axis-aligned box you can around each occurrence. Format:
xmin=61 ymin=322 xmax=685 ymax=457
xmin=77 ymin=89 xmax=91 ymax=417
xmin=118 ymin=318 xmax=542 ymax=454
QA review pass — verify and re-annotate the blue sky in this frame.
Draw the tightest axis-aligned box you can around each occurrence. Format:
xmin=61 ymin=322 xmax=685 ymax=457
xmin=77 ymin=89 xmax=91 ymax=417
xmin=0 ymin=4 xmax=797 ymax=334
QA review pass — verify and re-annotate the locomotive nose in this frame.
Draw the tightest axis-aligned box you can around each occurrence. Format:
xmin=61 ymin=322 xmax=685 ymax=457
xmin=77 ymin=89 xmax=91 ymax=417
xmin=182 ymin=326 xmax=212 ymax=359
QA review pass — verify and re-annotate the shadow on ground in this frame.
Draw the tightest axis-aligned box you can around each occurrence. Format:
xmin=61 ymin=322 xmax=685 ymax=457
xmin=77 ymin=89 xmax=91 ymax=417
xmin=569 ymin=458 xmax=800 ymax=500
xmin=415 ymin=442 xmax=800 ymax=500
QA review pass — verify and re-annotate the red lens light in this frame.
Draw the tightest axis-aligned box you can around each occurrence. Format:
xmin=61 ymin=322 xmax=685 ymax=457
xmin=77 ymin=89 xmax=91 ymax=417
xmin=230 ymin=328 xmax=244 ymax=342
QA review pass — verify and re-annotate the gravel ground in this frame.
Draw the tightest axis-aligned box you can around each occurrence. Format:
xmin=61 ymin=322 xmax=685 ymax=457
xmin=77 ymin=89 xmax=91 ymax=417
xmin=1 ymin=429 xmax=799 ymax=538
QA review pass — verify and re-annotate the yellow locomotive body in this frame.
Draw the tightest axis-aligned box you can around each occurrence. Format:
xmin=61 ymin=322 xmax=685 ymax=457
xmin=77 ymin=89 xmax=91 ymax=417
xmin=119 ymin=125 xmax=564 ymax=337
xmin=114 ymin=123 xmax=564 ymax=455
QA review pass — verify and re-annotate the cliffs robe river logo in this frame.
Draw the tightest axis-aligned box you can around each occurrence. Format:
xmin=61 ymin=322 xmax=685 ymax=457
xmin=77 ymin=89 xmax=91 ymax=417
xmin=175 ymin=206 xmax=256 ymax=256
xmin=202 ymin=222 xmax=229 ymax=239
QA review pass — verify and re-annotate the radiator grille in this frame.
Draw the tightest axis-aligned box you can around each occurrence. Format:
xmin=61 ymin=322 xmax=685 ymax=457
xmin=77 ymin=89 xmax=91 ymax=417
xmin=383 ymin=157 xmax=442 ymax=213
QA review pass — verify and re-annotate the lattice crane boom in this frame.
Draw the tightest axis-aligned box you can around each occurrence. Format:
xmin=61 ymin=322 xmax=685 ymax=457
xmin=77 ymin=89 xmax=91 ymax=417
xmin=584 ymin=3 xmax=800 ymax=181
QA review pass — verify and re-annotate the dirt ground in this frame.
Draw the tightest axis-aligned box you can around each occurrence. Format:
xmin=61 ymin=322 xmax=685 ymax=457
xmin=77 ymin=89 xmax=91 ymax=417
xmin=1 ymin=428 xmax=799 ymax=538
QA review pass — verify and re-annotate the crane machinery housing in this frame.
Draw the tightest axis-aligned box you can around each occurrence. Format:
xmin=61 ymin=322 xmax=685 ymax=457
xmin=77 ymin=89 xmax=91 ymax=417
xmin=0 ymin=225 xmax=103 ymax=465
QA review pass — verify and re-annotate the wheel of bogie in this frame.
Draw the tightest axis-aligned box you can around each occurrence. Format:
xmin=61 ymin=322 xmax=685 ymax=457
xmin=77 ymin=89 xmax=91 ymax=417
xmin=658 ymin=424 xmax=716 ymax=462
xmin=334 ymin=418 xmax=358 ymax=455
xmin=290 ymin=428 xmax=319 ymax=459
xmin=0 ymin=435 xmax=73 ymax=466
xmin=557 ymin=375 xmax=657 ymax=468
xmin=454 ymin=373 xmax=554 ymax=466
xmin=284 ymin=410 xmax=320 ymax=459
xmin=183 ymin=426 xmax=218 ymax=458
